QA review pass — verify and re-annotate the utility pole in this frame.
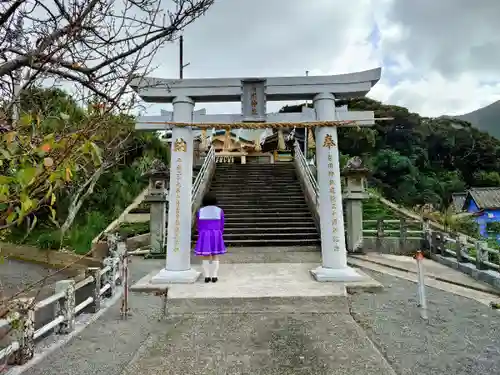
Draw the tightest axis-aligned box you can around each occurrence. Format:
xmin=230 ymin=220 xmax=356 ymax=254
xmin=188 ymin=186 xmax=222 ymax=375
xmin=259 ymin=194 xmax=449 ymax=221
xmin=11 ymin=13 xmax=24 ymax=125
xmin=179 ymin=35 xmax=190 ymax=79
xmin=303 ymin=70 xmax=310 ymax=157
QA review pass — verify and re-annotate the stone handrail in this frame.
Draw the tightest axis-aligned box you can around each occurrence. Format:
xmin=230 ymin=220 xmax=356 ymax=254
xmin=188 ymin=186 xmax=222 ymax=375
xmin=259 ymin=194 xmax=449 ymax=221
xmin=92 ymin=186 xmax=150 ymax=244
xmin=192 ymin=147 xmax=216 ymax=217
xmin=294 ymin=142 xmax=321 ymax=231
xmin=294 ymin=142 xmax=319 ymax=202
xmin=0 ymin=238 xmax=128 ymax=367
xmin=368 ymin=193 xmax=481 ymax=245
xmin=426 ymin=231 xmax=499 ymax=272
xmin=425 ymin=230 xmax=500 ymax=290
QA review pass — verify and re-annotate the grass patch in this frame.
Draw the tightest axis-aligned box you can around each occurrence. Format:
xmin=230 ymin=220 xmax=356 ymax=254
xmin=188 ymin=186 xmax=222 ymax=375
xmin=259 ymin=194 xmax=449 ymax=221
xmin=115 ymin=221 xmax=150 ymax=238
xmin=6 ymin=211 xmax=110 ymax=255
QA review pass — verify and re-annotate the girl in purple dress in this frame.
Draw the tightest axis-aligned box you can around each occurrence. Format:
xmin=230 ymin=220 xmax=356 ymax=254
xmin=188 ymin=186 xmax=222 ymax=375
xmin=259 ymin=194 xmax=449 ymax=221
xmin=194 ymin=193 xmax=226 ymax=283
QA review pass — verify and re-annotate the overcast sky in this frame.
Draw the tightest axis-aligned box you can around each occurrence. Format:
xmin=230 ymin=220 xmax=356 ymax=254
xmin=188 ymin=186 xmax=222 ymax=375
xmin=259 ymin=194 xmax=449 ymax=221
xmin=143 ymin=0 xmax=500 ymax=117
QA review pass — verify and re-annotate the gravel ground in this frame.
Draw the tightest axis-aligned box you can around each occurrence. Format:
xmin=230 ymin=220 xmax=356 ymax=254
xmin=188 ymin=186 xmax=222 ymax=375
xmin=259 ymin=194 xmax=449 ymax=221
xmin=0 ymin=259 xmax=71 ymax=298
xmin=349 ymin=270 xmax=500 ymax=375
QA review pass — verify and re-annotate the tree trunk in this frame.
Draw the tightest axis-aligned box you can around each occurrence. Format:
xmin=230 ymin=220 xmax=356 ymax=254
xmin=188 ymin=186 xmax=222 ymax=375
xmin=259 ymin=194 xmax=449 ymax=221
xmin=60 ymin=165 xmax=106 ymax=236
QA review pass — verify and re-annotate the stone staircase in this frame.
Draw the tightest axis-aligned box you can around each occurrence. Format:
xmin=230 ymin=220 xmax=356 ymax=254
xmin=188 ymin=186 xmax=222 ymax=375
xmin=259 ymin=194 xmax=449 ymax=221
xmin=204 ymin=163 xmax=321 ymax=247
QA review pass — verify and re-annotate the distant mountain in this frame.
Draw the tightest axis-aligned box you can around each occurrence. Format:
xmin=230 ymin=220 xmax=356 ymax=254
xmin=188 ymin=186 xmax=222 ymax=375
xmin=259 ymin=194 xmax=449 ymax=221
xmin=452 ymin=100 xmax=500 ymax=139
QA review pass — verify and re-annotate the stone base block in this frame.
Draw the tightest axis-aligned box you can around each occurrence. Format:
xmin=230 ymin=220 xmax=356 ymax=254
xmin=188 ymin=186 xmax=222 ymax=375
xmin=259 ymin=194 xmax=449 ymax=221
xmin=310 ymin=265 xmax=366 ymax=282
xmin=144 ymin=251 xmax=166 ymax=259
xmin=150 ymin=268 xmax=201 ymax=284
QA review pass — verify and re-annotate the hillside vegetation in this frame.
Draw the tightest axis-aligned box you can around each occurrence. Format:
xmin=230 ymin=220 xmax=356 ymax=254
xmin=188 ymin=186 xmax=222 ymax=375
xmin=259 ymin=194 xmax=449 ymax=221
xmin=453 ymin=100 xmax=500 ymax=139
xmin=282 ymin=97 xmax=500 ymax=210
xmin=1 ymin=88 xmax=170 ymax=253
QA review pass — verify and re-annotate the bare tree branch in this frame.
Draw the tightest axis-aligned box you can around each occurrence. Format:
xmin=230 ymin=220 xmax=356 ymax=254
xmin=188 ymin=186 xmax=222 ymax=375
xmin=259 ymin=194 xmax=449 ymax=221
xmin=0 ymin=0 xmax=215 ymax=106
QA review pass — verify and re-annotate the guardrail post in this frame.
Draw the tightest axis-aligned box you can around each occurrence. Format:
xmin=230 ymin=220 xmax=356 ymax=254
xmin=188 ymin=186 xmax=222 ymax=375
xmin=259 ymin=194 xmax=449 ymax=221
xmin=475 ymin=241 xmax=488 ymax=270
xmin=55 ymin=280 xmax=75 ymax=334
xmin=452 ymin=233 xmax=464 ymax=263
xmin=376 ymin=219 xmax=384 ymax=251
xmin=103 ymin=257 xmax=117 ymax=298
xmin=399 ymin=218 xmax=407 ymax=249
xmin=430 ymin=231 xmax=438 ymax=254
xmin=116 ymin=241 xmax=127 ymax=285
xmin=422 ymin=218 xmax=431 ymax=251
xmin=10 ymin=298 xmax=35 ymax=365
xmin=86 ymin=267 xmax=101 ymax=313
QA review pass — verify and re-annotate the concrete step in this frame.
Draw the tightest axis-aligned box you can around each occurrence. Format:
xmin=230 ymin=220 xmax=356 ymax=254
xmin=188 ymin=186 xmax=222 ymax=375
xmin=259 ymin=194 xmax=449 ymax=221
xmin=224 ymin=219 xmax=316 ymax=227
xmin=223 ymin=208 xmax=311 ymax=215
xmin=220 ymin=202 xmax=308 ymax=209
xmin=212 ymin=192 xmax=304 ymax=198
xmin=212 ymin=188 xmax=303 ymax=194
xmin=213 ymin=173 xmax=297 ymax=178
xmin=214 ymin=174 xmax=296 ymax=177
xmin=225 ymin=245 xmax=321 ymax=253
xmin=214 ymin=170 xmax=296 ymax=173
xmin=213 ymin=174 xmax=294 ymax=178
xmin=222 ymin=205 xmax=309 ymax=211
xmin=191 ymin=249 xmax=321 ymax=263
xmin=211 ymin=180 xmax=299 ymax=186
xmin=224 ymin=215 xmax=315 ymax=223
xmin=212 ymin=178 xmax=298 ymax=184
xmin=196 ymin=232 xmax=320 ymax=241
xmin=223 ymin=238 xmax=321 ymax=247
xmin=223 ymin=226 xmax=318 ymax=234
xmin=217 ymin=197 xmax=307 ymax=204
xmin=212 ymin=180 xmax=299 ymax=185
xmin=216 ymin=164 xmax=295 ymax=169
xmin=211 ymin=184 xmax=300 ymax=189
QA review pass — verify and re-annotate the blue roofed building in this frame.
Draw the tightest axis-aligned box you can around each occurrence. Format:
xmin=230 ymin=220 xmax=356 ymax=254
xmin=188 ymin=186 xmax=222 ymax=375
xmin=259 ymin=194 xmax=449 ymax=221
xmin=458 ymin=187 xmax=500 ymax=241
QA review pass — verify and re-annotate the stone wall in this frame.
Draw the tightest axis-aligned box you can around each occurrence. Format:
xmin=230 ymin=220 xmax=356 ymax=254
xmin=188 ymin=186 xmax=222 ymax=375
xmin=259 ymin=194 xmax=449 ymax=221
xmin=1 ymin=242 xmax=101 ymax=269
xmin=362 ymin=237 xmax=422 ymax=256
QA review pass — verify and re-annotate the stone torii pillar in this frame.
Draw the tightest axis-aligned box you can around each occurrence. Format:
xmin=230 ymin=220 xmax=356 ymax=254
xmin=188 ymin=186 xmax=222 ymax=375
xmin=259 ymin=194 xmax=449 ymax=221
xmin=311 ymin=93 xmax=363 ymax=281
xmin=151 ymin=96 xmax=200 ymax=284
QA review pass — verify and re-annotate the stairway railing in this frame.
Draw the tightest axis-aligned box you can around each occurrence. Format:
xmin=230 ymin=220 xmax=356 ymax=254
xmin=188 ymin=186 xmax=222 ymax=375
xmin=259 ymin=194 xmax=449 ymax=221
xmin=192 ymin=146 xmax=216 ymax=210
xmin=294 ymin=141 xmax=319 ymax=207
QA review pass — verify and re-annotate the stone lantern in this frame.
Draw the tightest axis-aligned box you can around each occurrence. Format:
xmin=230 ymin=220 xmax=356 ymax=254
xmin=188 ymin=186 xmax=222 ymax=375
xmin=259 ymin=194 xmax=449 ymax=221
xmin=342 ymin=156 xmax=369 ymax=253
xmin=143 ymin=159 xmax=169 ymax=258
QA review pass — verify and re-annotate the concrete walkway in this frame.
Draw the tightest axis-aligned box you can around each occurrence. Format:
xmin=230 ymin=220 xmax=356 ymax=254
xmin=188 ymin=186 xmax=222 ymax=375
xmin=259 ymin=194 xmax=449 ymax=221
xmin=16 ymin=254 xmax=500 ymax=375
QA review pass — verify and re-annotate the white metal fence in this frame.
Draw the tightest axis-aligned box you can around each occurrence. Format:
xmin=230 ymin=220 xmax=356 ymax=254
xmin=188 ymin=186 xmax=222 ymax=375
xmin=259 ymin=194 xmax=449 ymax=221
xmin=0 ymin=239 xmax=128 ymax=366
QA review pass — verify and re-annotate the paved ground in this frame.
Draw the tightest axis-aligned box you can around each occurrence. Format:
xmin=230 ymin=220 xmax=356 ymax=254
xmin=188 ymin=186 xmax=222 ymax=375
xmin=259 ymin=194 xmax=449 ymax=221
xmin=16 ymin=256 xmax=500 ymax=375
xmin=132 ymin=262 xmax=382 ymax=299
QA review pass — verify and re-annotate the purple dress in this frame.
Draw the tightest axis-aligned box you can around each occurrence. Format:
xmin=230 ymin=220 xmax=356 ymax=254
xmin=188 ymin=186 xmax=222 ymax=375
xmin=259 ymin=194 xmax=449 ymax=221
xmin=194 ymin=205 xmax=226 ymax=256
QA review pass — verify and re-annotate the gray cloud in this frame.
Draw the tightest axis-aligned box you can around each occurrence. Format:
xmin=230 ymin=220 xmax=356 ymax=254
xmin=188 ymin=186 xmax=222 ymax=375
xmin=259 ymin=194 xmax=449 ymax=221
xmin=141 ymin=0 xmax=500 ymax=117
xmin=151 ymin=0 xmax=372 ymax=79
xmin=145 ymin=0 xmax=375 ymax=114
xmin=383 ymin=0 xmax=500 ymax=79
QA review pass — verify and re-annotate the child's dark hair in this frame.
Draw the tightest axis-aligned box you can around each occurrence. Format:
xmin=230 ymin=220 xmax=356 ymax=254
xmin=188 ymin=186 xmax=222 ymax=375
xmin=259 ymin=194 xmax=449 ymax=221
xmin=202 ymin=192 xmax=217 ymax=207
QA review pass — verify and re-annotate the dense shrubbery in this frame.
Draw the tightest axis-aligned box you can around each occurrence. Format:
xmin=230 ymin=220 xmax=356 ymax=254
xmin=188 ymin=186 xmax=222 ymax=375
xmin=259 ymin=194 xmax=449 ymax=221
xmin=1 ymin=88 xmax=169 ymax=253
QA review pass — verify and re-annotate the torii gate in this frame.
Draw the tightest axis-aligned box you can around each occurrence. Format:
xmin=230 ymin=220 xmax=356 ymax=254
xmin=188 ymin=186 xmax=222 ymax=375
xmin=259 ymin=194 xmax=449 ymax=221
xmin=132 ymin=68 xmax=382 ymax=284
